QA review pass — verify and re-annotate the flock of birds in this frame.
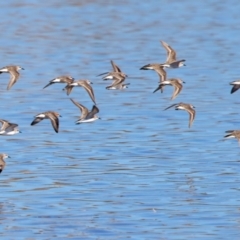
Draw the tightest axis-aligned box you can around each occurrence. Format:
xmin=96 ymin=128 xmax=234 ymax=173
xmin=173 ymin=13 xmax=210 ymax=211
xmin=0 ymin=40 xmax=239 ymax=174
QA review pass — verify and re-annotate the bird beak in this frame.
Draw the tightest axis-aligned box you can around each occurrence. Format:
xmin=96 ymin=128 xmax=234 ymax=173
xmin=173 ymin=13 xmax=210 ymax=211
xmin=19 ymin=131 xmax=22 ymax=133
xmin=90 ymin=82 xmax=93 ymax=84
xmin=59 ymin=115 xmax=62 ymax=117
xmin=98 ymin=117 xmax=101 ymax=120
xmin=21 ymin=68 xmax=25 ymax=70
xmin=183 ymin=81 xmax=186 ymax=83
xmin=8 ymin=156 xmax=11 ymax=158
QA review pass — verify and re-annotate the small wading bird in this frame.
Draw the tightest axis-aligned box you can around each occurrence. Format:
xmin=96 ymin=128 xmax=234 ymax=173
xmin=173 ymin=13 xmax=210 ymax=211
xmin=106 ymin=83 xmax=130 ymax=90
xmin=70 ymin=98 xmax=100 ymax=124
xmin=0 ymin=119 xmax=21 ymax=135
xmin=97 ymin=60 xmax=128 ymax=79
xmin=153 ymin=78 xmax=185 ymax=100
xmin=31 ymin=111 xmax=61 ymax=133
xmin=0 ymin=153 xmax=10 ymax=174
xmin=164 ymin=102 xmax=195 ymax=128
xmin=0 ymin=65 xmax=24 ymax=90
xmin=160 ymin=40 xmax=186 ymax=68
xmin=43 ymin=76 xmax=74 ymax=93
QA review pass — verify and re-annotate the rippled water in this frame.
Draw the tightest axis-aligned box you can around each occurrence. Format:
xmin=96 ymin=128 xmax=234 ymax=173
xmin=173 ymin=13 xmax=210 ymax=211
xmin=1 ymin=0 xmax=240 ymax=239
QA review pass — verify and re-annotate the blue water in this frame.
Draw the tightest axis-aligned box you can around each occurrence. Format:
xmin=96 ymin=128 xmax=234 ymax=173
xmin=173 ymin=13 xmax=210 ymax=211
xmin=0 ymin=0 xmax=240 ymax=239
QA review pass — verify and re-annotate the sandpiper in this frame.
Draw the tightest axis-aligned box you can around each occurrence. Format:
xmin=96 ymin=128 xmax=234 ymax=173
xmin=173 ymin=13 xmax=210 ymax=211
xmin=229 ymin=80 xmax=240 ymax=94
xmin=160 ymin=40 xmax=186 ymax=68
xmin=70 ymin=98 xmax=100 ymax=123
xmin=43 ymin=75 xmax=74 ymax=92
xmin=98 ymin=60 xmax=128 ymax=79
xmin=0 ymin=119 xmax=21 ymax=135
xmin=224 ymin=130 xmax=240 ymax=145
xmin=153 ymin=78 xmax=185 ymax=100
xmin=106 ymin=83 xmax=130 ymax=90
xmin=0 ymin=153 xmax=9 ymax=174
xmin=64 ymin=80 xmax=96 ymax=105
xmin=31 ymin=111 xmax=61 ymax=133
xmin=164 ymin=102 xmax=195 ymax=128
xmin=0 ymin=65 xmax=24 ymax=90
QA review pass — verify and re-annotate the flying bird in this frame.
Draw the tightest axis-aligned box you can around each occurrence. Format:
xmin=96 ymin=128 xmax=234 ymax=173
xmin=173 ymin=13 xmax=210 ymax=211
xmin=0 ymin=119 xmax=21 ymax=135
xmin=43 ymin=75 xmax=74 ymax=91
xmin=153 ymin=78 xmax=185 ymax=100
xmin=160 ymin=40 xmax=186 ymax=68
xmin=0 ymin=65 xmax=24 ymax=90
xmin=70 ymin=98 xmax=100 ymax=124
xmin=164 ymin=102 xmax=195 ymax=128
xmin=31 ymin=111 xmax=61 ymax=133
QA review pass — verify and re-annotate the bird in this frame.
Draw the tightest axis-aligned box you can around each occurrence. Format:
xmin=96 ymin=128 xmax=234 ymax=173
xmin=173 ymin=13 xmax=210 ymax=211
xmin=0 ymin=65 xmax=24 ymax=90
xmin=31 ymin=111 xmax=61 ymax=133
xmin=102 ymin=72 xmax=127 ymax=81
xmin=106 ymin=83 xmax=130 ymax=90
xmin=140 ymin=64 xmax=166 ymax=92
xmin=224 ymin=130 xmax=240 ymax=145
xmin=153 ymin=78 xmax=185 ymax=100
xmin=0 ymin=119 xmax=21 ymax=135
xmin=229 ymin=80 xmax=240 ymax=94
xmin=0 ymin=153 xmax=10 ymax=174
xmin=43 ymin=75 xmax=74 ymax=93
xmin=160 ymin=40 xmax=186 ymax=68
xmin=64 ymin=80 xmax=96 ymax=105
xmin=164 ymin=102 xmax=195 ymax=128
xmin=97 ymin=60 xmax=128 ymax=79
xmin=70 ymin=98 xmax=100 ymax=123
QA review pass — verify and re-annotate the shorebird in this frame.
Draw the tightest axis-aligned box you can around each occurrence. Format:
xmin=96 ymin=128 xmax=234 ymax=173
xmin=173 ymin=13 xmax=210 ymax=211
xmin=43 ymin=76 xmax=74 ymax=93
xmin=0 ymin=65 xmax=24 ymax=90
xmin=64 ymin=80 xmax=96 ymax=105
xmin=140 ymin=64 xmax=166 ymax=92
xmin=153 ymin=78 xmax=185 ymax=100
xmin=106 ymin=83 xmax=130 ymax=90
xmin=0 ymin=153 xmax=9 ymax=174
xmin=160 ymin=40 xmax=186 ymax=68
xmin=224 ymin=130 xmax=240 ymax=145
xmin=97 ymin=60 xmax=128 ymax=79
xmin=164 ymin=102 xmax=195 ymax=128
xmin=31 ymin=111 xmax=61 ymax=133
xmin=0 ymin=119 xmax=21 ymax=135
xmin=229 ymin=80 xmax=240 ymax=94
xmin=70 ymin=98 xmax=100 ymax=123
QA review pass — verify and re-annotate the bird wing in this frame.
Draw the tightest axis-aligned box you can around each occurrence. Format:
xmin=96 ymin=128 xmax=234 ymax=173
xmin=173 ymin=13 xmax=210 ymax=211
xmin=81 ymin=82 xmax=96 ymax=105
xmin=48 ymin=113 xmax=59 ymax=133
xmin=231 ymin=84 xmax=240 ymax=94
xmin=164 ymin=103 xmax=179 ymax=111
xmin=154 ymin=66 xmax=167 ymax=83
xmin=186 ymin=107 xmax=195 ymax=128
xmin=160 ymin=40 xmax=177 ymax=63
xmin=5 ymin=123 xmax=18 ymax=132
xmin=31 ymin=117 xmax=43 ymax=126
xmin=70 ymin=98 xmax=89 ymax=119
xmin=63 ymin=84 xmax=74 ymax=95
xmin=86 ymin=105 xmax=99 ymax=119
xmin=171 ymin=81 xmax=183 ymax=100
xmin=111 ymin=60 xmax=121 ymax=73
xmin=7 ymin=69 xmax=20 ymax=90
